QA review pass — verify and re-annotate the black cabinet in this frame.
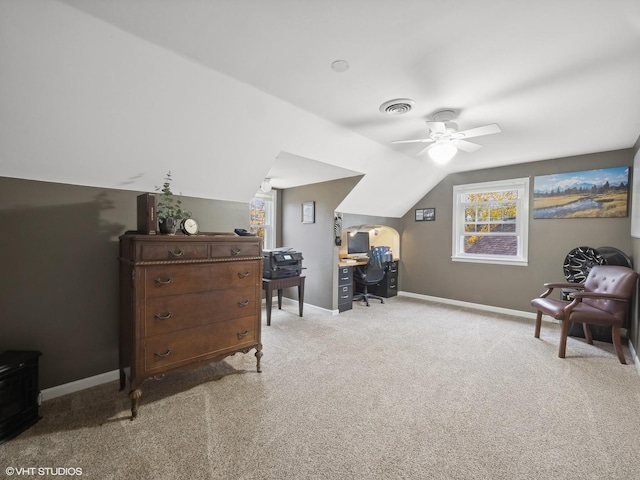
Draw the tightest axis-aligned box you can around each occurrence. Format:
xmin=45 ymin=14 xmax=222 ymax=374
xmin=0 ymin=351 xmax=42 ymax=445
xmin=368 ymin=261 xmax=398 ymax=298
xmin=338 ymin=266 xmax=353 ymax=312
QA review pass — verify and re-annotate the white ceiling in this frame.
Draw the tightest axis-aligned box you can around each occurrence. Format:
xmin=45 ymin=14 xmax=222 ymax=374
xmin=4 ymin=0 xmax=640 ymax=216
xmin=268 ymin=152 xmax=363 ymax=189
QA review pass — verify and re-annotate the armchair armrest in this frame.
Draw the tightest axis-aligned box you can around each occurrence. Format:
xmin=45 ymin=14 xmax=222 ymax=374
xmin=562 ymin=290 xmax=630 ymax=318
xmin=538 ymin=282 xmax=584 ymax=299
xmin=570 ymin=291 xmax=630 ymax=302
xmin=543 ymin=282 xmax=585 ymax=290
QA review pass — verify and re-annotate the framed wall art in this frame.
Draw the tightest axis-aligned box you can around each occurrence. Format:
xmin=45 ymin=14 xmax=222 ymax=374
xmin=415 ymin=208 xmax=436 ymax=222
xmin=632 ymin=151 xmax=640 ymax=237
xmin=302 ymin=201 xmax=315 ymax=224
xmin=533 ymin=166 xmax=630 ymax=219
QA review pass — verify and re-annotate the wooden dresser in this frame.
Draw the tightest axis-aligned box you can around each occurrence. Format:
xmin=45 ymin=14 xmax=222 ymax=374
xmin=118 ymin=233 xmax=262 ymax=419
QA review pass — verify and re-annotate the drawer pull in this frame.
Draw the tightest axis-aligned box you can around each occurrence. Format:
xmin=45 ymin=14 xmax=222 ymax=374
xmin=169 ymin=249 xmax=184 ymax=258
xmin=154 ymin=312 xmax=173 ymax=320
xmin=155 ymin=277 xmax=173 ymax=285
xmin=237 ymin=330 xmax=250 ymax=339
xmin=237 ymin=299 xmax=250 ymax=307
xmin=154 ymin=349 xmax=173 ymax=359
xmin=231 ymin=247 xmax=242 ymax=256
xmin=237 ymin=271 xmax=250 ymax=278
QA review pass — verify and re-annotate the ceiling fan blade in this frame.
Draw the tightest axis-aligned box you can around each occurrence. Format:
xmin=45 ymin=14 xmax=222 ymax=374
xmin=426 ymin=121 xmax=447 ymax=134
xmin=391 ymin=138 xmax=434 ymax=144
xmin=456 ymin=123 xmax=501 ymax=139
xmin=454 ymin=139 xmax=482 ymax=152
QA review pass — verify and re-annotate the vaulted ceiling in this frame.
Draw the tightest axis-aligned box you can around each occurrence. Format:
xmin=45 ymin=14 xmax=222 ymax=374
xmin=2 ymin=0 xmax=639 ymax=217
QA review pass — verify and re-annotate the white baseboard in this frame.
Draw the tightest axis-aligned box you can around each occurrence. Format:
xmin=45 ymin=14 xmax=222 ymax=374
xmin=271 ymin=289 xmax=540 ymax=320
xmin=41 ymin=369 xmax=120 ymax=402
xmin=279 ymin=291 xmax=546 ymax=321
xmin=397 ymin=290 xmax=538 ymax=320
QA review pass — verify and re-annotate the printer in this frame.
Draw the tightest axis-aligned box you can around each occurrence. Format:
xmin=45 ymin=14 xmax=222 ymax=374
xmin=262 ymin=248 xmax=304 ymax=279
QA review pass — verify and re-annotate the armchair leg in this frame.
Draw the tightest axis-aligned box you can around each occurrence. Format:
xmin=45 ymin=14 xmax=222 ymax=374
xmin=558 ymin=319 xmax=571 ymax=359
xmin=582 ymin=323 xmax=593 ymax=345
xmin=534 ymin=311 xmax=542 ymax=338
xmin=612 ymin=326 xmax=626 ymax=364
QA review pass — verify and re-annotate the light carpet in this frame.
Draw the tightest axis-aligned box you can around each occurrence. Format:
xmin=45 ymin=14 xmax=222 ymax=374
xmin=2 ymin=296 xmax=640 ymax=480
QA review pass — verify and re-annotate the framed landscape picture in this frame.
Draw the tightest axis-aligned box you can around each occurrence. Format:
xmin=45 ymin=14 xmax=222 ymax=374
xmin=533 ymin=167 xmax=630 ymax=219
xmin=632 ymin=151 xmax=640 ymax=237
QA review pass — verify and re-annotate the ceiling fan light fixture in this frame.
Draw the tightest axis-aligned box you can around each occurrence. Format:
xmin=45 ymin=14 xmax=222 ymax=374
xmin=428 ymin=141 xmax=457 ymax=164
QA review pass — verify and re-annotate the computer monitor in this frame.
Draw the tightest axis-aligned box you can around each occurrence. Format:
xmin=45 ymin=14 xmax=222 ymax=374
xmin=347 ymin=231 xmax=370 ymax=256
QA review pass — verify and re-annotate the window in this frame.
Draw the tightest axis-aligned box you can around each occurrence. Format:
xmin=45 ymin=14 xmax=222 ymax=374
xmin=452 ymin=178 xmax=529 ymax=266
xmin=250 ymin=190 xmax=276 ymax=250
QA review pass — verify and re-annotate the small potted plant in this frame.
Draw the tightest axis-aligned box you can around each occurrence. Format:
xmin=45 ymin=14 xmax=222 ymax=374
xmin=155 ymin=171 xmax=192 ymax=234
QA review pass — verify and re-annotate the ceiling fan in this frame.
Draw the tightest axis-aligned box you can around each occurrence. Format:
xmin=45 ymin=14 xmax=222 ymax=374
xmin=392 ymin=110 xmax=501 ymax=163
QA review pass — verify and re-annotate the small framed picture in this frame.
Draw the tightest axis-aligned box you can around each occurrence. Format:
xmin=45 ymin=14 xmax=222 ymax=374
xmin=415 ymin=208 xmax=436 ymax=222
xmin=302 ymin=201 xmax=315 ymax=224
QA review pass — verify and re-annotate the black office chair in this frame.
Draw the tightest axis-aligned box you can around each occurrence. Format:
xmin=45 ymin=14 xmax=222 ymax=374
xmin=353 ymin=246 xmax=387 ymax=307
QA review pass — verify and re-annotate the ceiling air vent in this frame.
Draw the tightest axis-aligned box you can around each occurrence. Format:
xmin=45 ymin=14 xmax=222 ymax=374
xmin=379 ymin=98 xmax=415 ymax=115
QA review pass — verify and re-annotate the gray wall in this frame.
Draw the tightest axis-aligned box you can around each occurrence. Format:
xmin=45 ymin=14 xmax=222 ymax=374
xmin=631 ymin=136 xmax=640 ymax=356
xmin=0 ymin=176 xmax=250 ymax=389
xmin=281 ymin=177 xmax=362 ymax=310
xmin=400 ymin=149 xmax=633 ymax=314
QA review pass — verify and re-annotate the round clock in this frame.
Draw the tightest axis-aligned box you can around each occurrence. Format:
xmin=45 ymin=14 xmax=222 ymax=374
xmin=180 ymin=218 xmax=199 ymax=235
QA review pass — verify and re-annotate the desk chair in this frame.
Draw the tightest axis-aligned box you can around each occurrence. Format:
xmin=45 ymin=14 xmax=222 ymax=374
xmin=531 ymin=265 xmax=637 ymax=364
xmin=353 ymin=247 xmax=387 ymax=307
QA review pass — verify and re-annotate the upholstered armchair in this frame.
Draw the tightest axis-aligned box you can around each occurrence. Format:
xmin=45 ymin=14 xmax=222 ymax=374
xmin=531 ymin=265 xmax=637 ymax=364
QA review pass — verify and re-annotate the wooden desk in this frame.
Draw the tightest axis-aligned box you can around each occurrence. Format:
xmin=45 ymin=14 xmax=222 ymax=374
xmin=262 ymin=276 xmax=305 ymax=326
xmin=338 ymin=259 xmax=369 ymax=267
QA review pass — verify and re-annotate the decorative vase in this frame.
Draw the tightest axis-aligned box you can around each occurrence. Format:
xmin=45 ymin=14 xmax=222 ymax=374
xmin=159 ymin=218 xmax=177 ymax=235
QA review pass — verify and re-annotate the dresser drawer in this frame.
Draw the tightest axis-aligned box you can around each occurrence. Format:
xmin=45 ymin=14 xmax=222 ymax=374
xmin=142 ymin=316 xmax=258 ymax=373
xmin=142 ymin=287 xmax=257 ymax=336
xmin=143 ymin=262 xmax=259 ymax=297
xmin=139 ymin=242 xmax=208 ymax=261
xmin=210 ymin=243 xmax=261 ymax=259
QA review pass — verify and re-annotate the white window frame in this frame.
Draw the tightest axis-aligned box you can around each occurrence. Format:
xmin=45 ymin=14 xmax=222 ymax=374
xmin=452 ymin=177 xmax=529 ymax=266
xmin=250 ymin=190 xmax=277 ymax=250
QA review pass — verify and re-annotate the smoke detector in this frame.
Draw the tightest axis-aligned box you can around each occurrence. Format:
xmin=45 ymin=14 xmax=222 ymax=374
xmin=431 ymin=109 xmax=458 ymax=122
xmin=331 ymin=60 xmax=350 ymax=72
xmin=379 ymin=98 xmax=415 ymax=115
